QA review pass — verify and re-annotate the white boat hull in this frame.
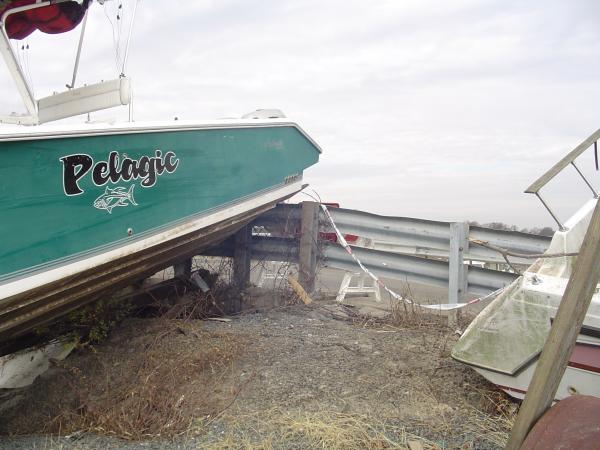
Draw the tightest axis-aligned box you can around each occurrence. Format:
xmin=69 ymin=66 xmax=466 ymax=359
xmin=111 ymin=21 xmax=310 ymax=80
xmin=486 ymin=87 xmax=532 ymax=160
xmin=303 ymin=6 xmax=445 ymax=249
xmin=452 ymin=198 xmax=600 ymax=400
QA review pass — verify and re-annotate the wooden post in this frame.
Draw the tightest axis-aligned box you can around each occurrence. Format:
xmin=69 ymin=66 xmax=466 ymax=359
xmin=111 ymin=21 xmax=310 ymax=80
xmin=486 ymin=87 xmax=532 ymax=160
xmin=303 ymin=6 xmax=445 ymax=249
xmin=174 ymin=258 xmax=192 ymax=279
xmin=506 ymin=199 xmax=600 ymax=449
xmin=448 ymin=222 xmax=469 ymax=327
xmin=287 ymin=275 xmax=313 ymax=305
xmin=233 ymin=224 xmax=252 ymax=292
xmin=298 ymin=201 xmax=319 ymax=293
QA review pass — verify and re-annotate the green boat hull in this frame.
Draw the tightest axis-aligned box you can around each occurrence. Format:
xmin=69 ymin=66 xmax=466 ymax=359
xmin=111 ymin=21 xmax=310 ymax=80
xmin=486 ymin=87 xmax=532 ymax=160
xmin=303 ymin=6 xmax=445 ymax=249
xmin=0 ymin=120 xmax=319 ymax=342
xmin=0 ymin=122 xmax=319 ymax=282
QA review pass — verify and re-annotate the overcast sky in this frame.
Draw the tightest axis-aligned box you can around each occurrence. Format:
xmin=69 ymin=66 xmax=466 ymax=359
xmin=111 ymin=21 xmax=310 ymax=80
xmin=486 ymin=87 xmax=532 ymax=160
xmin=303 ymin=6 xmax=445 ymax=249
xmin=2 ymin=0 xmax=599 ymax=228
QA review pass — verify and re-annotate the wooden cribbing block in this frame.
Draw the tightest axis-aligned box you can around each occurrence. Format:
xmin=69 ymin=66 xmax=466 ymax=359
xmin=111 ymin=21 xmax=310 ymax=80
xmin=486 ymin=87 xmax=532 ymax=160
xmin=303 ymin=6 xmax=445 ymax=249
xmin=287 ymin=275 xmax=313 ymax=305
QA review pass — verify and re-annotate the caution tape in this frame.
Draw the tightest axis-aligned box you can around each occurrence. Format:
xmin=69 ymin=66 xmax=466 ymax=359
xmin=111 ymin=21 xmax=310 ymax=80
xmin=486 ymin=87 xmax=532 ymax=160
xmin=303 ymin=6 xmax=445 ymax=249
xmin=320 ymin=204 xmax=505 ymax=311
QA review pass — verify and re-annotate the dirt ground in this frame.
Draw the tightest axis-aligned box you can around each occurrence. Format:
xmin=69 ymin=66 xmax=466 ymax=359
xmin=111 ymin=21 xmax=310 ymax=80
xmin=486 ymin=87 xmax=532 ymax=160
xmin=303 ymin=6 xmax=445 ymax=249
xmin=0 ymin=287 xmax=516 ymax=450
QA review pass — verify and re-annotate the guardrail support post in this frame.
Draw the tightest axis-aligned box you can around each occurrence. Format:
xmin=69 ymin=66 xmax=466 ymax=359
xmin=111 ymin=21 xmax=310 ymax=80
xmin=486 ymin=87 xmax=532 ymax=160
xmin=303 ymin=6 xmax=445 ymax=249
xmin=448 ymin=222 xmax=469 ymax=327
xmin=299 ymin=201 xmax=319 ymax=293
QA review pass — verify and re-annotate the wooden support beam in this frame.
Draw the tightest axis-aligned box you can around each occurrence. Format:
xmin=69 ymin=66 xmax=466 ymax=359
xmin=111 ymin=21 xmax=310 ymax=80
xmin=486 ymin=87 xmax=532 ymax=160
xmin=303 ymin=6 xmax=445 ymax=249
xmin=298 ymin=201 xmax=319 ymax=293
xmin=226 ymin=224 xmax=252 ymax=315
xmin=506 ymin=198 xmax=600 ymax=449
xmin=233 ymin=224 xmax=252 ymax=292
xmin=173 ymin=258 xmax=192 ymax=279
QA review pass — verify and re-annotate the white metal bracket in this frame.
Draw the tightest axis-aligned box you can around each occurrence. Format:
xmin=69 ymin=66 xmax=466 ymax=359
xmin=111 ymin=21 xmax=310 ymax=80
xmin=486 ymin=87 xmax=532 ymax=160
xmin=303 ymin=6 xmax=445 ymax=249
xmin=0 ymin=16 xmax=38 ymax=120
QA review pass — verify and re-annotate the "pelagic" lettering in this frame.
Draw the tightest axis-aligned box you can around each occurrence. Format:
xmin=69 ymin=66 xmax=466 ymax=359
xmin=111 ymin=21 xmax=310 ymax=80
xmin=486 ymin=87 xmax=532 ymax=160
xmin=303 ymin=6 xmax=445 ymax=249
xmin=60 ymin=150 xmax=179 ymax=195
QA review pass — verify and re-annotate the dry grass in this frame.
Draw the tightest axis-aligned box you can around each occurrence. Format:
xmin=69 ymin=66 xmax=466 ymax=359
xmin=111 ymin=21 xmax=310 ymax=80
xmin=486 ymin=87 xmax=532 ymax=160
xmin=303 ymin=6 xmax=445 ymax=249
xmin=1 ymin=285 xmax=517 ymax=449
xmin=5 ymin=319 xmax=248 ymax=440
xmin=460 ymin=386 xmax=517 ymax=448
xmin=64 ymin=321 xmax=244 ymax=439
xmin=193 ymin=382 xmax=516 ymax=449
xmin=198 ymin=409 xmax=439 ymax=450
xmin=384 ymin=281 xmax=449 ymax=330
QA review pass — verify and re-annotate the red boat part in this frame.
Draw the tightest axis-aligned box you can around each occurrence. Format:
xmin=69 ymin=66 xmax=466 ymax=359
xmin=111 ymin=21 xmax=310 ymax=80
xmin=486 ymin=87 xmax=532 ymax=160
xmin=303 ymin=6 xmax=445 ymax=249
xmin=569 ymin=343 xmax=600 ymax=374
xmin=1 ymin=0 xmax=90 ymax=40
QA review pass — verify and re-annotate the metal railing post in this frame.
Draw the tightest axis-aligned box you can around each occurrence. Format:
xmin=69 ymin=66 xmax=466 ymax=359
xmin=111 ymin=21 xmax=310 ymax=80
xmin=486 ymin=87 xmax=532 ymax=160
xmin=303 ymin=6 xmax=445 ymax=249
xmin=448 ymin=222 xmax=469 ymax=326
xmin=67 ymin=9 xmax=89 ymax=89
xmin=535 ymin=192 xmax=566 ymax=231
xmin=570 ymin=161 xmax=598 ymax=198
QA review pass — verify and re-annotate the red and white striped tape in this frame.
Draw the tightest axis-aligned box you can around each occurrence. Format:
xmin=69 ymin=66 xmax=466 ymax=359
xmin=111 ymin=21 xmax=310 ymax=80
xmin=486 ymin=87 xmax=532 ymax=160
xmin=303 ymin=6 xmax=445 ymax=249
xmin=320 ymin=204 xmax=504 ymax=311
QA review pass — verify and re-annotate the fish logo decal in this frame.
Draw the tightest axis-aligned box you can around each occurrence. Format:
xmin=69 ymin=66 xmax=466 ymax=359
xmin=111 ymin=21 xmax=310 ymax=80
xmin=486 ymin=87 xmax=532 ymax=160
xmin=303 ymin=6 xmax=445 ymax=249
xmin=93 ymin=185 xmax=138 ymax=214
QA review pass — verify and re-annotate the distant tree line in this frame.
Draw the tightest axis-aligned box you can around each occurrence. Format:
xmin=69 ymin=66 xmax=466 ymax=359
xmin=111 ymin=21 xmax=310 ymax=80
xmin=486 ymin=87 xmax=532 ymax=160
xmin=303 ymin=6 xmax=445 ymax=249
xmin=468 ymin=221 xmax=554 ymax=237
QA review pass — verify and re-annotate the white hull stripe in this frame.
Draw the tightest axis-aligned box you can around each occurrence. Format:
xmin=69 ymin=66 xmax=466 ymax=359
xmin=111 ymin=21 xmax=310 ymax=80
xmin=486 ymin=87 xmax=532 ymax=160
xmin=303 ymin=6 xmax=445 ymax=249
xmin=0 ymin=119 xmax=322 ymax=153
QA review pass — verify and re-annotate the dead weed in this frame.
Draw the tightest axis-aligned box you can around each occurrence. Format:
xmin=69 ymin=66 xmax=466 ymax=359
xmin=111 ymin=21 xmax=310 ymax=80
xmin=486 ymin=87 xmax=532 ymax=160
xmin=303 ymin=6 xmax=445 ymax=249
xmin=6 ymin=319 xmax=248 ymax=440
xmin=201 ymin=409 xmax=438 ymax=450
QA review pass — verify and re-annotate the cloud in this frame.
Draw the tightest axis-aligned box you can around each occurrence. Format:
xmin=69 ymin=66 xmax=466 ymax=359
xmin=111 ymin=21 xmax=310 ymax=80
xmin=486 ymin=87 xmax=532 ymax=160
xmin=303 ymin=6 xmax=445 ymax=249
xmin=1 ymin=0 xmax=599 ymax=228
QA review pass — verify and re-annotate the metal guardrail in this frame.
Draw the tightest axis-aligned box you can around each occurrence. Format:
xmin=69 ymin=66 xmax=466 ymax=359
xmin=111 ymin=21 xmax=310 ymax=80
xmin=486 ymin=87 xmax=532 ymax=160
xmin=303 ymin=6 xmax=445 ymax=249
xmin=327 ymin=207 xmax=551 ymax=265
xmin=322 ymin=242 xmax=518 ymax=295
xmin=238 ymin=203 xmax=550 ymax=301
xmin=208 ymin=233 xmax=519 ymax=295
